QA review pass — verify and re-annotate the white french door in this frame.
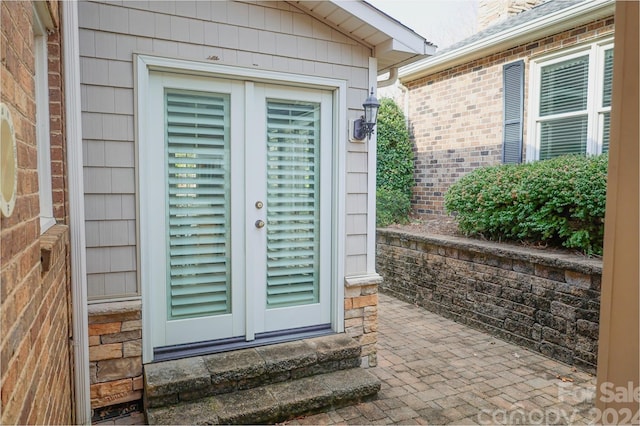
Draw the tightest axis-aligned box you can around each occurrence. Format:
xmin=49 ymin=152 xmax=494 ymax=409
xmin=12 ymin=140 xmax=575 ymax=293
xmin=141 ymin=72 xmax=333 ymax=353
xmin=248 ymin=84 xmax=332 ymax=336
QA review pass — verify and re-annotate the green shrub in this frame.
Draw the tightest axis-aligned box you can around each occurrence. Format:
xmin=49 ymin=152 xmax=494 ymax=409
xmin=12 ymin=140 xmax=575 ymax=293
xmin=376 ymin=187 xmax=411 ymax=227
xmin=444 ymin=154 xmax=608 ymax=255
xmin=376 ymin=98 xmax=414 ymax=225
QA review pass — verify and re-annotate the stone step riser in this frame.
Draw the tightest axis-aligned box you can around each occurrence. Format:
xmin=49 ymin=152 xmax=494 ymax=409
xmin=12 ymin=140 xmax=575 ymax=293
xmin=146 ymin=368 xmax=381 ymax=425
xmin=144 ymin=334 xmax=362 ymax=409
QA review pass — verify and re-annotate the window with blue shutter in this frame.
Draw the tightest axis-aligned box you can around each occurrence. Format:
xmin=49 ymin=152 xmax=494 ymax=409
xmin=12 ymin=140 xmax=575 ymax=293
xmin=503 ymin=60 xmax=524 ymax=164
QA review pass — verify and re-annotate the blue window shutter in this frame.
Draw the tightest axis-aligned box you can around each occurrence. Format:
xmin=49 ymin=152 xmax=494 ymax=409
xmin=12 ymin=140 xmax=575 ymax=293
xmin=502 ymin=60 xmax=524 ymax=164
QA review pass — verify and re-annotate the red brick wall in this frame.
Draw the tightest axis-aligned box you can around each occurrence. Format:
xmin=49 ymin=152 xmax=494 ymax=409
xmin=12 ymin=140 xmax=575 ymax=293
xmin=406 ymin=17 xmax=614 ymax=219
xmin=0 ymin=1 xmax=73 ymax=423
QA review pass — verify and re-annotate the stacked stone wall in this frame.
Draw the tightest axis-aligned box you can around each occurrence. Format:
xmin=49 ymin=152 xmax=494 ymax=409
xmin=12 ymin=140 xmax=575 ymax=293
xmin=377 ymin=229 xmax=601 ymax=373
xmin=344 ymin=276 xmax=381 ymax=368
xmin=88 ymin=301 xmax=143 ymax=418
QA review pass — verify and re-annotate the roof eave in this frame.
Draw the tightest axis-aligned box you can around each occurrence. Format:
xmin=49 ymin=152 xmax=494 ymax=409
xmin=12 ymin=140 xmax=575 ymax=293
xmin=399 ymin=0 xmax=615 ymax=82
xmin=288 ymin=0 xmax=435 ymax=73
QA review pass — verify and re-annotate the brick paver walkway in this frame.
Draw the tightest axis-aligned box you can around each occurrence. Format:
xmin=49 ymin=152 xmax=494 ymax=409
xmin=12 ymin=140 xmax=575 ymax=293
xmin=100 ymin=292 xmax=597 ymax=425
xmin=289 ymin=293 xmax=596 ymax=425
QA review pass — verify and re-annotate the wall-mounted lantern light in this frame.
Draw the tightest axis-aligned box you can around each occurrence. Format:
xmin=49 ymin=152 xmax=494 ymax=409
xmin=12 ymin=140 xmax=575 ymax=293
xmin=350 ymin=87 xmax=380 ymax=142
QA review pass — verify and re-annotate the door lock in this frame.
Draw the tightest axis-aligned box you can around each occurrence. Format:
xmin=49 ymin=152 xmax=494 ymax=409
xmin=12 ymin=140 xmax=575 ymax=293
xmin=255 ymin=220 xmax=265 ymax=229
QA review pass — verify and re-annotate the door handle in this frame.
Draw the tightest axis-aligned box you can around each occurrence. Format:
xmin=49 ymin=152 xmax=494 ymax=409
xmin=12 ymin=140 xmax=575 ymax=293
xmin=255 ymin=220 xmax=265 ymax=229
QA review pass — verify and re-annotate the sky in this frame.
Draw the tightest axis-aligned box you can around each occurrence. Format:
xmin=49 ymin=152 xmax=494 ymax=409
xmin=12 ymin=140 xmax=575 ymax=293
xmin=366 ymin=0 xmax=480 ymax=49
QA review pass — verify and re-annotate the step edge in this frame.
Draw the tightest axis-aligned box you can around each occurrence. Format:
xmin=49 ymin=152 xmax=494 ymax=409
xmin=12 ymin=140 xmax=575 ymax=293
xmin=146 ymin=368 xmax=381 ymax=425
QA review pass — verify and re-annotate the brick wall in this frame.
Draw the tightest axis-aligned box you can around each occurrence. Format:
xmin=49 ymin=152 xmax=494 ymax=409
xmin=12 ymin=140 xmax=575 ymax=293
xmin=88 ymin=301 xmax=143 ymax=419
xmin=406 ymin=16 xmax=614 ymax=218
xmin=0 ymin=1 xmax=73 ymax=423
xmin=377 ymin=229 xmax=602 ymax=373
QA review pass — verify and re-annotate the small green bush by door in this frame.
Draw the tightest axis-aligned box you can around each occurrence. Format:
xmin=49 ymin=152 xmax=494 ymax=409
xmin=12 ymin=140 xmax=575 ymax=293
xmin=376 ymin=98 xmax=414 ymax=227
xmin=444 ymin=154 xmax=608 ymax=255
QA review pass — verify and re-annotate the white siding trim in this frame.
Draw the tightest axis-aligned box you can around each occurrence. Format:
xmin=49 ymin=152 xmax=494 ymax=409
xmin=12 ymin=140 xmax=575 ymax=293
xmin=136 ymin=54 xmax=346 ymax=90
xmin=366 ymin=57 xmax=378 ymax=274
xmin=33 ymin=5 xmax=55 ymax=233
xmin=333 ymin=80 xmax=347 ymax=333
xmin=62 ymin=2 xmax=91 ymax=423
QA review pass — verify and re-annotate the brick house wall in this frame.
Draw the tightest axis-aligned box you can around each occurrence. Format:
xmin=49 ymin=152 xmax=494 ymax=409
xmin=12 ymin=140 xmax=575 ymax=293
xmin=406 ymin=16 xmax=614 ymax=219
xmin=0 ymin=1 xmax=74 ymax=423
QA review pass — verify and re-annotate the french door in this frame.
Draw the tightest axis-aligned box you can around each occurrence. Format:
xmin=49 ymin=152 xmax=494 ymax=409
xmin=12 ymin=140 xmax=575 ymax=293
xmin=142 ymin=72 xmax=333 ymax=353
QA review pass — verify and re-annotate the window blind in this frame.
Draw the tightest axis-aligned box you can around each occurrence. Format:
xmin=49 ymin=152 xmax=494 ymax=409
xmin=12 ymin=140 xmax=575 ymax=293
xmin=540 ymin=115 xmax=588 ymax=160
xmin=265 ymin=100 xmax=320 ymax=308
xmin=165 ymin=91 xmax=231 ymax=319
xmin=540 ymin=55 xmax=589 ymax=116
xmin=602 ymin=48 xmax=614 ymax=108
xmin=601 ymin=48 xmax=614 ymax=153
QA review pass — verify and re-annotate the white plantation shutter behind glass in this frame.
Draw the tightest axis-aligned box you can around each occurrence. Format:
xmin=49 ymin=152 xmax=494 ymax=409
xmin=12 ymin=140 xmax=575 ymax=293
xmin=539 ymin=55 xmax=589 ymax=159
xmin=266 ymin=100 xmax=320 ymax=308
xmin=165 ymin=91 xmax=231 ymax=319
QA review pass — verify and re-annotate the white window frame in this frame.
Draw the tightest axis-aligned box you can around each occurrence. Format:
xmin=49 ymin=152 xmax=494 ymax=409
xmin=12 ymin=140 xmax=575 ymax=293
xmin=526 ymin=37 xmax=614 ymax=162
xmin=33 ymin=7 xmax=55 ymax=233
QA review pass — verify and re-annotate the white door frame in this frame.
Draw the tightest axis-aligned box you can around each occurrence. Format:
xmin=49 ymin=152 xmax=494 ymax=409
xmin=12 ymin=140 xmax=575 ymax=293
xmin=135 ymin=55 xmax=347 ymax=363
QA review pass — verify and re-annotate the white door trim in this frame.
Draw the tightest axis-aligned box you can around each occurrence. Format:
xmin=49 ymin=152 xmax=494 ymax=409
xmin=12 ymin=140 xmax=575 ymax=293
xmin=136 ymin=55 xmax=347 ymax=363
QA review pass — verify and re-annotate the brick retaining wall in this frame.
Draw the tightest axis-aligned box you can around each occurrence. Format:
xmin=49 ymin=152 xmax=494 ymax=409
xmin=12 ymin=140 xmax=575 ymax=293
xmin=376 ymin=229 xmax=602 ymax=373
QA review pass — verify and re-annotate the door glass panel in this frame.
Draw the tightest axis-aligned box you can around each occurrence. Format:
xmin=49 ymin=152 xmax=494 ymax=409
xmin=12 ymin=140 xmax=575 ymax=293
xmin=265 ymin=99 xmax=320 ymax=308
xmin=165 ymin=90 xmax=231 ymax=319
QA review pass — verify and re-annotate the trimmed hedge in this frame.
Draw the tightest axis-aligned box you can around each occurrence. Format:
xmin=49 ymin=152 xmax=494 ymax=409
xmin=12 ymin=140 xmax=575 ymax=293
xmin=444 ymin=154 xmax=608 ymax=255
xmin=376 ymin=187 xmax=411 ymax=228
xmin=376 ymin=98 xmax=413 ymax=227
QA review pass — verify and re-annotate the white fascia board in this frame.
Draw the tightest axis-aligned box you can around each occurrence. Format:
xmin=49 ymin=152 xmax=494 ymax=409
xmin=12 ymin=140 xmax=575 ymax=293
xmin=399 ymin=0 xmax=614 ymax=82
xmin=332 ymin=0 xmax=429 ymax=55
xmin=375 ymin=37 xmax=436 ymax=57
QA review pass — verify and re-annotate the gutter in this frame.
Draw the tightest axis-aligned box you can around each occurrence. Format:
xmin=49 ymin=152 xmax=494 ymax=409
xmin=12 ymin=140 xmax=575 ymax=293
xmin=399 ymin=0 xmax=615 ymax=81
xmin=377 ymin=67 xmax=398 ymax=88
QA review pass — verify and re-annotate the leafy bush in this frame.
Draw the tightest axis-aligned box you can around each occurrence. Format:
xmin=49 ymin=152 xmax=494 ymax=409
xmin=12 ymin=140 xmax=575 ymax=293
xmin=376 ymin=187 xmax=411 ymax=227
xmin=444 ymin=154 xmax=608 ymax=255
xmin=376 ymin=98 xmax=414 ymax=225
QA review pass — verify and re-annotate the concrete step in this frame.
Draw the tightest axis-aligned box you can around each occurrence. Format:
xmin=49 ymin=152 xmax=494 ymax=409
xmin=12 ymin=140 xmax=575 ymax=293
xmin=146 ymin=368 xmax=381 ymax=425
xmin=144 ymin=333 xmax=362 ymax=409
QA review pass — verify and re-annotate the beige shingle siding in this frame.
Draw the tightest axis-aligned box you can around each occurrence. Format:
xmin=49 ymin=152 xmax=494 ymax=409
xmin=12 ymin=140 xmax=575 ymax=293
xmin=80 ymin=0 xmax=374 ymax=299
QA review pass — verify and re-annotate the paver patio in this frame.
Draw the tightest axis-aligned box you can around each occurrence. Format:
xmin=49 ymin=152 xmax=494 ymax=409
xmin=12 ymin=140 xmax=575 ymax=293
xmin=288 ymin=292 xmax=597 ymax=425
xmin=99 ymin=292 xmax=596 ymax=425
